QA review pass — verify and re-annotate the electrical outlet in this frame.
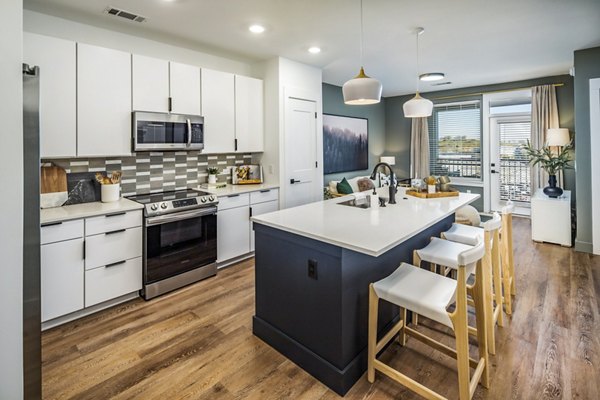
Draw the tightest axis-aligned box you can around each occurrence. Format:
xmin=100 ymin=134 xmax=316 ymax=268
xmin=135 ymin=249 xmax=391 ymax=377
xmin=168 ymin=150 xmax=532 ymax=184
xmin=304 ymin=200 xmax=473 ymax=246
xmin=268 ymin=164 xmax=274 ymax=174
xmin=308 ymin=259 xmax=318 ymax=279
xmin=467 ymin=189 xmax=472 ymax=193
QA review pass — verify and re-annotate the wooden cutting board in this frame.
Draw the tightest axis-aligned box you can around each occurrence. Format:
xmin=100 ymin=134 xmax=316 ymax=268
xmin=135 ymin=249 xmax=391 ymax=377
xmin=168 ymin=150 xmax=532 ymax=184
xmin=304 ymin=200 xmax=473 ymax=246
xmin=41 ymin=165 xmax=67 ymax=194
xmin=405 ymin=190 xmax=460 ymax=199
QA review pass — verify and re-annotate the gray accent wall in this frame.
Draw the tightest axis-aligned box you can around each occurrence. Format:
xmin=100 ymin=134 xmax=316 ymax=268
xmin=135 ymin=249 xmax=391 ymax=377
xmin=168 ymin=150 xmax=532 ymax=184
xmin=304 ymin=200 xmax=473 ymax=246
xmin=384 ymin=75 xmax=575 ymax=211
xmin=574 ymin=46 xmax=600 ymax=253
xmin=322 ymin=83 xmax=387 ymax=184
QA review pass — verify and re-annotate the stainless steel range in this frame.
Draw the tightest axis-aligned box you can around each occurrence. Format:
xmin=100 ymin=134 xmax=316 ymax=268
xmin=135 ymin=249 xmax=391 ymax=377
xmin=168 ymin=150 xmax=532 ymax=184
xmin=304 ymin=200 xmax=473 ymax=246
xmin=128 ymin=189 xmax=218 ymax=300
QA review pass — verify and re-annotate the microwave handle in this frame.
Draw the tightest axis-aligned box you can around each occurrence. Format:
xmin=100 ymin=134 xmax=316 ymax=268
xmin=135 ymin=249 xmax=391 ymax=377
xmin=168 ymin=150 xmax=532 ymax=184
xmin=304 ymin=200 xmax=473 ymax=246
xmin=186 ymin=119 xmax=192 ymax=147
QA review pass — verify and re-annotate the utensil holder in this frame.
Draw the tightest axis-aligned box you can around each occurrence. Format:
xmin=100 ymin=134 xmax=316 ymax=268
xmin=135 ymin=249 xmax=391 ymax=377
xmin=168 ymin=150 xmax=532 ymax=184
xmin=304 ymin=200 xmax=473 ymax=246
xmin=101 ymin=184 xmax=120 ymax=203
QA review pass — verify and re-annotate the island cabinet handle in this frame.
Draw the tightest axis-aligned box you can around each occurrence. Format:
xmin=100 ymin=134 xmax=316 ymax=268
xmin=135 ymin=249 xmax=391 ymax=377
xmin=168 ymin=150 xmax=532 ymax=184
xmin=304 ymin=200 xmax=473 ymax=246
xmin=105 ymin=212 xmax=126 ymax=218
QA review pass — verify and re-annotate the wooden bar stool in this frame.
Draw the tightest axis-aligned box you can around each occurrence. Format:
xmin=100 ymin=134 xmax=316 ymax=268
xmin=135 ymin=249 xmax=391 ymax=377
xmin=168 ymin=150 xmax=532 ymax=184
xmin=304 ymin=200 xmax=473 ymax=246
xmin=368 ymin=240 xmax=489 ymax=400
xmin=416 ymin=213 xmax=502 ymax=355
xmin=500 ymin=202 xmax=515 ymax=314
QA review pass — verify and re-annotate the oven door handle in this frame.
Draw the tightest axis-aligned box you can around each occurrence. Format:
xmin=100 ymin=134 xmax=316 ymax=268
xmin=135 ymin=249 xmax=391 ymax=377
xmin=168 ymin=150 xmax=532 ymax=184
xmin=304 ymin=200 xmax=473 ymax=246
xmin=146 ymin=207 xmax=217 ymax=226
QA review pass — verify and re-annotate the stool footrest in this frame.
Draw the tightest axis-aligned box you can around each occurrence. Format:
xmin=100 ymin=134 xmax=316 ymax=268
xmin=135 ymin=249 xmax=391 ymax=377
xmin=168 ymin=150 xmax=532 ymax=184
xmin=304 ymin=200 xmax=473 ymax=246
xmin=405 ymin=326 xmax=479 ymax=369
xmin=373 ymin=359 xmax=448 ymax=400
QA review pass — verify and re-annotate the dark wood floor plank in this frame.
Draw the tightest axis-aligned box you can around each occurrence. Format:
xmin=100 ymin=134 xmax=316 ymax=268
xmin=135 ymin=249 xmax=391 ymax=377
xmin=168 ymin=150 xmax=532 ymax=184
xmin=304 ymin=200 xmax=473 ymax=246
xmin=41 ymin=219 xmax=600 ymax=400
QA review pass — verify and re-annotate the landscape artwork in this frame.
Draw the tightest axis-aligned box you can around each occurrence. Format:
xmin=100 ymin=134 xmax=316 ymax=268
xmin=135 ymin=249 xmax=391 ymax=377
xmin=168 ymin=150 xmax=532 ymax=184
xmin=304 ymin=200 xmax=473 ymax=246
xmin=323 ymin=114 xmax=368 ymax=174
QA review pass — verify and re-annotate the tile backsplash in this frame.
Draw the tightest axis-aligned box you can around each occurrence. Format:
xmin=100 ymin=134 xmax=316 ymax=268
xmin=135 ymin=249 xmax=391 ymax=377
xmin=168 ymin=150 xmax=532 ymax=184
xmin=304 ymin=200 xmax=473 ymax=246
xmin=43 ymin=152 xmax=254 ymax=196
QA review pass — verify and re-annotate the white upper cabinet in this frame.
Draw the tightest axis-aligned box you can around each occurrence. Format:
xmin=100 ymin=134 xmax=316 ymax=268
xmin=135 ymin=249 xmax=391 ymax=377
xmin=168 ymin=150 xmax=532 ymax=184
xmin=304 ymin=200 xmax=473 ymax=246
xmin=202 ymin=68 xmax=235 ymax=153
xmin=170 ymin=62 xmax=201 ymax=115
xmin=235 ymin=75 xmax=264 ymax=153
xmin=132 ymin=54 xmax=170 ymax=113
xmin=77 ymin=43 xmax=132 ymax=157
xmin=23 ymin=32 xmax=76 ymax=158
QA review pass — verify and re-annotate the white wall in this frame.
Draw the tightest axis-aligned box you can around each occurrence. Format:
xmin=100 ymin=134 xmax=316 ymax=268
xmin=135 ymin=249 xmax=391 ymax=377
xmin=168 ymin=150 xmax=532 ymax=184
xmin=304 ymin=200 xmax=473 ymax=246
xmin=0 ymin=0 xmax=24 ymax=398
xmin=23 ymin=10 xmax=257 ymax=77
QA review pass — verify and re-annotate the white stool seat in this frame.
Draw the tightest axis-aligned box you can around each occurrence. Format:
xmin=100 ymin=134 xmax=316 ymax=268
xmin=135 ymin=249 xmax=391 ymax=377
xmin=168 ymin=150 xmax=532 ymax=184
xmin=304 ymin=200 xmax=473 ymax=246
xmin=373 ymin=263 xmax=457 ymax=328
xmin=443 ymin=223 xmax=484 ymax=246
xmin=416 ymin=237 xmax=476 ymax=274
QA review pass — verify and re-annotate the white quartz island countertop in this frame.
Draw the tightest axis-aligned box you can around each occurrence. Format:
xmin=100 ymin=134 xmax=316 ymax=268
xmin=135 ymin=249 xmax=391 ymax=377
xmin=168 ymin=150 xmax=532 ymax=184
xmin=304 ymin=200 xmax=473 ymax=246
xmin=251 ymin=187 xmax=480 ymax=257
xmin=40 ymin=198 xmax=143 ymax=225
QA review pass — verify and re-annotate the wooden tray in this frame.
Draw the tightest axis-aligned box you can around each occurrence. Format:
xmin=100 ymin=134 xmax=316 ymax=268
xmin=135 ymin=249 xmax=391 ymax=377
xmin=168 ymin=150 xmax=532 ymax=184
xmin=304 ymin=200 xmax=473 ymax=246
xmin=406 ymin=190 xmax=460 ymax=199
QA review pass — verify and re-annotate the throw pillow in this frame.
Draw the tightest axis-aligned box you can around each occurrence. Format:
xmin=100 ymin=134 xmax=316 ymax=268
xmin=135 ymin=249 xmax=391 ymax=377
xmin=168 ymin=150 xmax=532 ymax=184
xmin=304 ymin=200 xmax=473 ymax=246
xmin=357 ymin=178 xmax=375 ymax=192
xmin=336 ymin=178 xmax=354 ymax=195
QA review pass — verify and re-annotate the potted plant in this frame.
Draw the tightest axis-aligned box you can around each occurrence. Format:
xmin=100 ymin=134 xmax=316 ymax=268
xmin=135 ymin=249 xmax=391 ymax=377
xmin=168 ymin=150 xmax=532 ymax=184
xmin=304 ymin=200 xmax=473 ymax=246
xmin=207 ymin=167 xmax=219 ymax=184
xmin=523 ymin=140 xmax=573 ymax=198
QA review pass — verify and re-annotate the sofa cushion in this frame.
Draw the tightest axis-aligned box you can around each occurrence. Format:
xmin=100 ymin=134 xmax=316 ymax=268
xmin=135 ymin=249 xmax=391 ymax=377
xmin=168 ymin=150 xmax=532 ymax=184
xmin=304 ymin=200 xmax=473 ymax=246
xmin=357 ymin=178 xmax=375 ymax=192
xmin=336 ymin=178 xmax=354 ymax=194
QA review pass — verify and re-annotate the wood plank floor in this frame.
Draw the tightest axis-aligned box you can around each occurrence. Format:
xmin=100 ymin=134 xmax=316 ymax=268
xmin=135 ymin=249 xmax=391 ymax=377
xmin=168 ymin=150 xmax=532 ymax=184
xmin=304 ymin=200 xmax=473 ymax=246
xmin=42 ymin=217 xmax=600 ymax=399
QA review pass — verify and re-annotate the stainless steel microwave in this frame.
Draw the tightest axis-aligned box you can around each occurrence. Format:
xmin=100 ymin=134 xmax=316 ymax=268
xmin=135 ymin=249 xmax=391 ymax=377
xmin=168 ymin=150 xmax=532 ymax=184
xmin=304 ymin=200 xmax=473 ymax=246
xmin=133 ymin=111 xmax=204 ymax=152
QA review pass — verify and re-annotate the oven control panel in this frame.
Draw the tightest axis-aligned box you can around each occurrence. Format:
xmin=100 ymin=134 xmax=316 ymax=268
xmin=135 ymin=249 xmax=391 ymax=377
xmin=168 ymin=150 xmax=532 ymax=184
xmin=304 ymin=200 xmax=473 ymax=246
xmin=173 ymin=198 xmax=198 ymax=208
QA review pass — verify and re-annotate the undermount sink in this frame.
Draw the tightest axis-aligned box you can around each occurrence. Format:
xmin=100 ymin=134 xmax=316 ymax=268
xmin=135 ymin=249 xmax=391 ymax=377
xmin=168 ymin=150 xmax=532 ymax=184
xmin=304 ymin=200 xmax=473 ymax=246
xmin=337 ymin=197 xmax=372 ymax=209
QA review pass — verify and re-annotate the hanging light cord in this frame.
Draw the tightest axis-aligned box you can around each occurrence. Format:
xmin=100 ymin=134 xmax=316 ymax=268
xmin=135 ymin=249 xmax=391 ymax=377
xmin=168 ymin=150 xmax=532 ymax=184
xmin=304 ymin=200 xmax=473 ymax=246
xmin=416 ymin=29 xmax=421 ymax=93
xmin=359 ymin=0 xmax=364 ymax=68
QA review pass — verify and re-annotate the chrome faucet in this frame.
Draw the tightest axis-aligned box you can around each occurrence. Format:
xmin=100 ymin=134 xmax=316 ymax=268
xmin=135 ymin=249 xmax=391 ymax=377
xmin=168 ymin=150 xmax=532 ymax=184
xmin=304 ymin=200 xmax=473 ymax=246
xmin=370 ymin=162 xmax=397 ymax=204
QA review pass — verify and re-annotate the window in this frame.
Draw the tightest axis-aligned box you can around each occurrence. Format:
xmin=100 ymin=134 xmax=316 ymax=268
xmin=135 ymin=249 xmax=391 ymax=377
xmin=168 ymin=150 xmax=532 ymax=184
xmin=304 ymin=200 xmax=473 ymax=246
xmin=497 ymin=119 xmax=532 ymax=203
xmin=428 ymin=101 xmax=482 ymax=179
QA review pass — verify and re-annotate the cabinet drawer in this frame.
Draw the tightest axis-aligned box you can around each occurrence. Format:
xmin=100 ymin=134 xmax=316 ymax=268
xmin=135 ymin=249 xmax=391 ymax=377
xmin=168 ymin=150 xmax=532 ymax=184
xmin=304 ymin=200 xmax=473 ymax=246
xmin=250 ymin=188 xmax=279 ymax=205
xmin=85 ymin=227 xmax=143 ymax=270
xmin=217 ymin=193 xmax=250 ymax=211
xmin=41 ymin=219 xmax=83 ymax=245
xmin=85 ymin=256 xmax=142 ymax=307
xmin=85 ymin=210 xmax=142 ymax=236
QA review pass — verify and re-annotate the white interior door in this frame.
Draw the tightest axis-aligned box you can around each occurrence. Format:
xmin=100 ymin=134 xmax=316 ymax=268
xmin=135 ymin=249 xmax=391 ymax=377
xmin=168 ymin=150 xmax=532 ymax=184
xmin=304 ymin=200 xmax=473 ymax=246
xmin=490 ymin=115 xmax=532 ymax=215
xmin=590 ymin=78 xmax=600 ymax=255
xmin=284 ymin=97 xmax=318 ymax=209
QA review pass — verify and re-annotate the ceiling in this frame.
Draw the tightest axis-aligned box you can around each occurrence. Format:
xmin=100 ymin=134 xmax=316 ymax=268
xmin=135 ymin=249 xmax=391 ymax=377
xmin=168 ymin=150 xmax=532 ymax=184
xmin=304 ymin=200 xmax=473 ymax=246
xmin=24 ymin=0 xmax=600 ymax=97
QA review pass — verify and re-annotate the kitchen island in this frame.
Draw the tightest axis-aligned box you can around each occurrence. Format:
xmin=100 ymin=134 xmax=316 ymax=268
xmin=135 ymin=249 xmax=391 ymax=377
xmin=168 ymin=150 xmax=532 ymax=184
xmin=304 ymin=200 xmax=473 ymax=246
xmin=251 ymin=187 xmax=479 ymax=395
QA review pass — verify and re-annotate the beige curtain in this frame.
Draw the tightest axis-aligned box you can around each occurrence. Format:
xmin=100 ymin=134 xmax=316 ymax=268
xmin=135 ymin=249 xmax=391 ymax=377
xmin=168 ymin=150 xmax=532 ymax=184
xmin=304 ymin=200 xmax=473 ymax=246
xmin=531 ymin=85 xmax=559 ymax=190
xmin=410 ymin=117 xmax=430 ymax=178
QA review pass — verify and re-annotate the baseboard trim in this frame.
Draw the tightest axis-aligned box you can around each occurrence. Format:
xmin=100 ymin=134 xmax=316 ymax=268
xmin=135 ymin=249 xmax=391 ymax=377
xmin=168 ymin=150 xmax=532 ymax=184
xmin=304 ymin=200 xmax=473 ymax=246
xmin=574 ymin=239 xmax=593 ymax=254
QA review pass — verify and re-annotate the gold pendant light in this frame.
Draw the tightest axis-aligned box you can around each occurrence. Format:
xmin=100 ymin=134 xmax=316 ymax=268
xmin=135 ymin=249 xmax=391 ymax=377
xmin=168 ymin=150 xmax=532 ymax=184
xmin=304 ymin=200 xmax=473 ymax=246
xmin=403 ymin=27 xmax=433 ymax=118
xmin=343 ymin=0 xmax=382 ymax=105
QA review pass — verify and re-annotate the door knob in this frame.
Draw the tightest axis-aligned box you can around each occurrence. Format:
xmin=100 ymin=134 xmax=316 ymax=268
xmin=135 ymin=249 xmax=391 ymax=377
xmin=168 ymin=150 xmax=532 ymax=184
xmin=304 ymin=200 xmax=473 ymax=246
xmin=491 ymin=170 xmax=497 ymax=174
xmin=290 ymin=179 xmax=300 ymax=184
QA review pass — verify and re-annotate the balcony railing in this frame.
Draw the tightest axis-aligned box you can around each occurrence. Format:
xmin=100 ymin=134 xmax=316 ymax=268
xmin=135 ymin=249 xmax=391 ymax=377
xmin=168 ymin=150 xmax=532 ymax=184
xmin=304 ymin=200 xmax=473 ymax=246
xmin=499 ymin=158 xmax=531 ymax=203
xmin=432 ymin=158 xmax=481 ymax=179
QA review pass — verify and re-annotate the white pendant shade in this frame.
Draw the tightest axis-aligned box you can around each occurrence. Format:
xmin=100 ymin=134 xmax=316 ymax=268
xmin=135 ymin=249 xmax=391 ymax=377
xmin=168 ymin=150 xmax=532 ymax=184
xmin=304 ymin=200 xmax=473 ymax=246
xmin=403 ymin=92 xmax=433 ymax=118
xmin=343 ymin=67 xmax=382 ymax=105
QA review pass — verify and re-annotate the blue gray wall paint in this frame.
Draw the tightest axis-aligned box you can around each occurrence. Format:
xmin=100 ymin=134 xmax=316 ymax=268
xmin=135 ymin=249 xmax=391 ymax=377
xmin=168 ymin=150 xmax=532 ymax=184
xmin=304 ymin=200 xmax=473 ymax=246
xmin=384 ymin=75 xmax=575 ymax=211
xmin=574 ymin=46 xmax=600 ymax=253
xmin=322 ymin=83 xmax=387 ymax=184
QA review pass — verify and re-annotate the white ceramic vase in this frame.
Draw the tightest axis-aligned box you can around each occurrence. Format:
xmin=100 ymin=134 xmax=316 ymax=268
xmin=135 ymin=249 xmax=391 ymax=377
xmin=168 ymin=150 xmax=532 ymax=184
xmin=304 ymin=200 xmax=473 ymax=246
xmin=101 ymin=183 xmax=120 ymax=203
xmin=208 ymin=174 xmax=217 ymax=184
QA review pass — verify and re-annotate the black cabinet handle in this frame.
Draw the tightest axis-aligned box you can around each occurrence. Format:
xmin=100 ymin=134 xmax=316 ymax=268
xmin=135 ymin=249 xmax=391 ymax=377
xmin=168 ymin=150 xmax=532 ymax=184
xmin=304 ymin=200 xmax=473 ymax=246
xmin=249 ymin=207 xmax=253 ymax=218
xmin=105 ymin=260 xmax=126 ymax=268
xmin=290 ymin=179 xmax=300 ymax=184
xmin=105 ymin=212 xmax=126 ymax=218
xmin=41 ymin=221 xmax=63 ymax=227
xmin=259 ymin=189 xmax=271 ymax=193
xmin=228 ymin=194 xmax=240 ymax=198
xmin=105 ymin=229 xmax=126 ymax=235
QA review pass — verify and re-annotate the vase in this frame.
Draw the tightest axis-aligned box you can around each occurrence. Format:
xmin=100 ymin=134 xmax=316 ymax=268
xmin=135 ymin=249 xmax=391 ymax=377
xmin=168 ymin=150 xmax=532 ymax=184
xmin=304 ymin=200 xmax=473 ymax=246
xmin=543 ymin=174 xmax=563 ymax=198
xmin=101 ymin=183 xmax=120 ymax=203
xmin=208 ymin=174 xmax=217 ymax=184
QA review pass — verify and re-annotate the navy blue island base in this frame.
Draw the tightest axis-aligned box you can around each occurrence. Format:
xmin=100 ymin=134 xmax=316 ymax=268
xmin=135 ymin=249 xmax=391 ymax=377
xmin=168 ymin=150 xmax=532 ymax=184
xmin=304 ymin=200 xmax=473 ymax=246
xmin=252 ymin=213 xmax=455 ymax=396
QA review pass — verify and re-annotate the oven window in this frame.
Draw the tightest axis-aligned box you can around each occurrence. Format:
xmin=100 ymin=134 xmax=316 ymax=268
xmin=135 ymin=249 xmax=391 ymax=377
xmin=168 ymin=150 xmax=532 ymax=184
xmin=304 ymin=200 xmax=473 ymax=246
xmin=145 ymin=214 xmax=217 ymax=283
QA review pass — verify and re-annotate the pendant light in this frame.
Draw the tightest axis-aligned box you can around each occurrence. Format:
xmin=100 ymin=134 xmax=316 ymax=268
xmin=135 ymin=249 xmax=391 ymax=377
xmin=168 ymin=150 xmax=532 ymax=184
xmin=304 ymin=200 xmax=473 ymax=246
xmin=342 ymin=0 xmax=382 ymax=105
xmin=403 ymin=27 xmax=433 ymax=118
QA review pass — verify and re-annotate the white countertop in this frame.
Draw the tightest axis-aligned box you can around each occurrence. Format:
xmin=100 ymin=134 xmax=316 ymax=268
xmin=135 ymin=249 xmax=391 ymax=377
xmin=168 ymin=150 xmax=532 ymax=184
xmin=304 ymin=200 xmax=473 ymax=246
xmin=251 ymin=187 xmax=480 ymax=257
xmin=196 ymin=183 xmax=279 ymax=197
xmin=40 ymin=198 xmax=143 ymax=225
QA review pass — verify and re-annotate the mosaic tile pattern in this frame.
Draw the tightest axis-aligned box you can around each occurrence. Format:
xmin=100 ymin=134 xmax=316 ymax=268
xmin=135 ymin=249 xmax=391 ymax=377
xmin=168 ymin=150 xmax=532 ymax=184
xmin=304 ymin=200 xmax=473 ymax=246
xmin=44 ymin=152 xmax=254 ymax=197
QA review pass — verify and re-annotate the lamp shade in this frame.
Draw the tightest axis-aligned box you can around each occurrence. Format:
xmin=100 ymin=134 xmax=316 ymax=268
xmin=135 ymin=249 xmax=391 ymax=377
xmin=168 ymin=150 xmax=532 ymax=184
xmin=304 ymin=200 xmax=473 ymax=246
xmin=380 ymin=156 xmax=396 ymax=166
xmin=403 ymin=92 xmax=433 ymax=118
xmin=343 ymin=67 xmax=382 ymax=105
xmin=546 ymin=128 xmax=570 ymax=146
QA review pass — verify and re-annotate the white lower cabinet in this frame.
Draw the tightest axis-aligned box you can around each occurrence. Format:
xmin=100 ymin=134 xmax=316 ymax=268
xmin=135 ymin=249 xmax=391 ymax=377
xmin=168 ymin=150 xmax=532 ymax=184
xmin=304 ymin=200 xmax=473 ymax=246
xmin=85 ymin=257 xmax=143 ymax=307
xmin=217 ymin=189 xmax=279 ymax=263
xmin=41 ymin=238 xmax=84 ymax=322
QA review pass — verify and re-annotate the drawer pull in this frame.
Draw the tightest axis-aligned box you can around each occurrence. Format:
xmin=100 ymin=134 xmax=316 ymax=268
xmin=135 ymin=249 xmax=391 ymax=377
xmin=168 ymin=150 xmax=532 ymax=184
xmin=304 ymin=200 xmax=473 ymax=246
xmin=105 ymin=260 xmax=126 ymax=268
xmin=41 ymin=221 xmax=63 ymax=227
xmin=228 ymin=194 xmax=240 ymax=198
xmin=105 ymin=229 xmax=126 ymax=235
xmin=259 ymin=189 xmax=271 ymax=193
xmin=105 ymin=212 xmax=126 ymax=218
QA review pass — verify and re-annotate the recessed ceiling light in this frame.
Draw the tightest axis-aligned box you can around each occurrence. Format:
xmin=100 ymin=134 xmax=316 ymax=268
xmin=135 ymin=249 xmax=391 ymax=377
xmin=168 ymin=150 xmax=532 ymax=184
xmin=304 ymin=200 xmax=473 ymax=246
xmin=308 ymin=47 xmax=321 ymax=54
xmin=419 ymin=72 xmax=445 ymax=81
xmin=249 ymin=24 xmax=265 ymax=34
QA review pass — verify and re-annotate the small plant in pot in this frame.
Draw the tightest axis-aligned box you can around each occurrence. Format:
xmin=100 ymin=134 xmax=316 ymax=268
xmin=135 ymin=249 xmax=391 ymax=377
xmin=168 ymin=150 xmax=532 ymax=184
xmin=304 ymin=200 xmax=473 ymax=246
xmin=207 ymin=167 xmax=219 ymax=184
xmin=523 ymin=140 xmax=573 ymax=198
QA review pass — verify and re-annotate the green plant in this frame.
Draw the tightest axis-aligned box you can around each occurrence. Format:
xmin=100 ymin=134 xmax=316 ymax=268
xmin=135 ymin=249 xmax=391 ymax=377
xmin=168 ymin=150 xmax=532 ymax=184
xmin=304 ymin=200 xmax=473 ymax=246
xmin=207 ymin=167 xmax=219 ymax=175
xmin=522 ymin=140 xmax=573 ymax=176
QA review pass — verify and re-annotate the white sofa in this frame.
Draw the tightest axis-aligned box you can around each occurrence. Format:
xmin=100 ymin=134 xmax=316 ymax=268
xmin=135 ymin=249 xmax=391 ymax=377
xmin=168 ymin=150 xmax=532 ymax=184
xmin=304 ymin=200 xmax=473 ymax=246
xmin=328 ymin=173 xmax=390 ymax=196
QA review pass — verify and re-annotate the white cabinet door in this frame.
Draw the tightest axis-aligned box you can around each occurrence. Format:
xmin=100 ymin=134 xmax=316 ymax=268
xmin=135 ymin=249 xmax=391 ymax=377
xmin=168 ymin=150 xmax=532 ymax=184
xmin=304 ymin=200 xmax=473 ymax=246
xmin=170 ymin=61 xmax=201 ymax=115
xmin=77 ymin=43 xmax=131 ymax=157
xmin=23 ymin=32 xmax=76 ymax=158
xmin=41 ymin=238 xmax=84 ymax=322
xmin=235 ymin=75 xmax=264 ymax=152
xmin=250 ymin=200 xmax=279 ymax=251
xmin=132 ymin=54 xmax=170 ymax=113
xmin=202 ymin=68 xmax=235 ymax=153
xmin=217 ymin=205 xmax=250 ymax=262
